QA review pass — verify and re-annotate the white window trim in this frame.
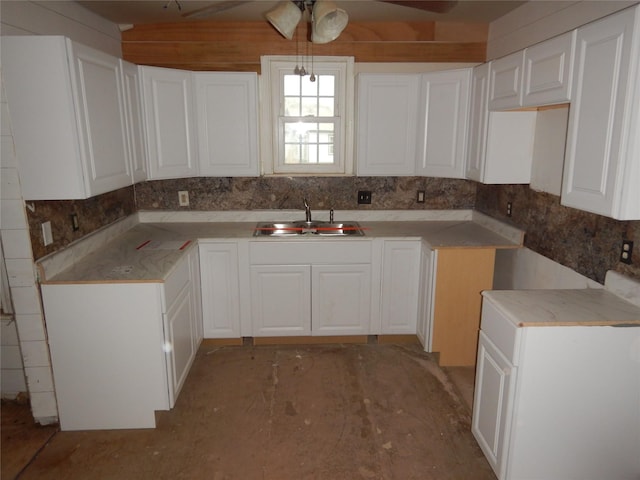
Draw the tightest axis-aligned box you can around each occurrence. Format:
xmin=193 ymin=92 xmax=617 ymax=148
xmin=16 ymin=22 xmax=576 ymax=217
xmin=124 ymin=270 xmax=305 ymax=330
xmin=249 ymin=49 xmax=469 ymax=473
xmin=260 ymin=55 xmax=355 ymax=175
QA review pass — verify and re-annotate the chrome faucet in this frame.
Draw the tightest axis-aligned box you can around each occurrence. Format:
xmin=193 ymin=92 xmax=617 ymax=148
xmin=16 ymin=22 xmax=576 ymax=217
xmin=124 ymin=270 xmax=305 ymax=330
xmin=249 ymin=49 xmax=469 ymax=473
xmin=329 ymin=208 xmax=334 ymax=223
xmin=303 ymin=198 xmax=312 ymax=223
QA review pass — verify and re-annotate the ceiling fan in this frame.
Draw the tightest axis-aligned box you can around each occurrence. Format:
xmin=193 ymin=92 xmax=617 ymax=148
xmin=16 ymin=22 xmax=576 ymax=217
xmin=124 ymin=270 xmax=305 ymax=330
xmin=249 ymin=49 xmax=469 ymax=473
xmin=180 ymin=0 xmax=457 ymax=43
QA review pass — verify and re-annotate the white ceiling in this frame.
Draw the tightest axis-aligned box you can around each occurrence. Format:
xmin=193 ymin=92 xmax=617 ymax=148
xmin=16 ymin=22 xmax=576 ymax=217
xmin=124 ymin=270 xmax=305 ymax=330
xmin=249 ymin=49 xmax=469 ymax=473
xmin=77 ymin=0 xmax=526 ymax=26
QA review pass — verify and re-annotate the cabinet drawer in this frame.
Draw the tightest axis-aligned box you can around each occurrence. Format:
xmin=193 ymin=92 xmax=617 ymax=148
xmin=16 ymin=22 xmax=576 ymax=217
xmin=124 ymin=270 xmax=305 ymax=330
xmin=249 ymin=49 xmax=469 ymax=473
xmin=480 ymin=298 xmax=521 ymax=365
xmin=249 ymin=240 xmax=372 ymax=265
xmin=164 ymin=256 xmax=190 ymax=307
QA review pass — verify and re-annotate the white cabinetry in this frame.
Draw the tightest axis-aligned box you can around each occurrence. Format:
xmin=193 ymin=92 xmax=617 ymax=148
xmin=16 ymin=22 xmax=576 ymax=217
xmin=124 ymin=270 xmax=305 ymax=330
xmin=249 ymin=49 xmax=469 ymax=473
xmin=416 ymin=244 xmax=436 ymax=348
xmin=199 ymin=241 xmax=242 ymax=338
xmin=416 ymin=69 xmax=471 ymax=178
xmin=2 ymin=36 xmax=133 ymax=200
xmin=466 ymin=63 xmax=537 ymax=184
xmin=141 ymin=66 xmax=198 ymax=179
xmin=489 ymin=51 xmax=524 ymax=110
xmin=249 ymin=241 xmax=373 ymax=337
xmin=40 ymin=247 xmax=201 ymax=430
xmin=561 ymin=5 xmax=640 ymax=220
xmin=356 ymin=74 xmax=420 ymax=176
xmin=121 ymin=60 xmax=148 ymax=183
xmin=473 ymin=291 xmax=640 ymax=480
xmin=380 ymin=240 xmax=421 ymax=334
xmin=522 ymin=31 xmax=575 ymax=106
xmin=194 ymin=73 xmax=259 ymax=176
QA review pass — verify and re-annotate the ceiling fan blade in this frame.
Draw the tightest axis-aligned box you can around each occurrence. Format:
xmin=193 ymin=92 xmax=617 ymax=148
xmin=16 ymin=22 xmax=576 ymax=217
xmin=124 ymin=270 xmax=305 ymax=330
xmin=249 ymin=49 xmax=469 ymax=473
xmin=182 ymin=1 xmax=253 ymax=19
xmin=380 ymin=1 xmax=457 ymax=14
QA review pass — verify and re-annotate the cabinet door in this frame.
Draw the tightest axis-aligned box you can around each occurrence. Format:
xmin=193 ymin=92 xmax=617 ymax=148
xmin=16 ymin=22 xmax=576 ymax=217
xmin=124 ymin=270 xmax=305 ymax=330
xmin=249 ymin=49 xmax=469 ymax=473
xmin=70 ymin=41 xmax=132 ymax=196
xmin=188 ymin=247 xmax=203 ymax=345
xmin=416 ymin=246 xmax=436 ymax=350
xmin=164 ymin=283 xmax=196 ymax=407
xmin=562 ymin=7 xmax=640 ymax=219
xmin=472 ymin=332 xmax=516 ymax=480
xmin=141 ymin=66 xmax=198 ymax=179
xmin=522 ymin=31 xmax=575 ymax=106
xmin=199 ymin=243 xmax=240 ymax=338
xmin=121 ymin=60 xmax=148 ymax=183
xmin=416 ymin=69 xmax=470 ymax=178
xmin=380 ymin=240 xmax=421 ymax=334
xmin=312 ymin=264 xmax=371 ymax=336
xmin=250 ymin=265 xmax=311 ymax=336
xmin=356 ymin=74 xmax=420 ymax=176
xmin=194 ymin=73 xmax=259 ymax=176
xmin=466 ymin=63 xmax=490 ymax=181
xmin=489 ymin=51 xmax=524 ymax=110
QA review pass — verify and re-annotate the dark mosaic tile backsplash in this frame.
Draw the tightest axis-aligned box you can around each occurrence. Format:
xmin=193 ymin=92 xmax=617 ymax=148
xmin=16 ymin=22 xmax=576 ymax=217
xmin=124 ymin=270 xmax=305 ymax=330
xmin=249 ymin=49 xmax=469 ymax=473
xmin=26 ymin=177 xmax=640 ymax=284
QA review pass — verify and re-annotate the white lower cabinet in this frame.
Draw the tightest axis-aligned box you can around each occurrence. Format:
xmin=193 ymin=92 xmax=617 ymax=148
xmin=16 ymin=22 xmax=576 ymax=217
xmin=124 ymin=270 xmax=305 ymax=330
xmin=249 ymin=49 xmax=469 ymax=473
xmin=199 ymin=242 xmax=241 ymax=338
xmin=249 ymin=241 xmax=373 ymax=337
xmin=380 ymin=240 xmax=422 ymax=334
xmin=416 ymin=244 xmax=436 ymax=347
xmin=40 ymin=247 xmax=201 ymax=430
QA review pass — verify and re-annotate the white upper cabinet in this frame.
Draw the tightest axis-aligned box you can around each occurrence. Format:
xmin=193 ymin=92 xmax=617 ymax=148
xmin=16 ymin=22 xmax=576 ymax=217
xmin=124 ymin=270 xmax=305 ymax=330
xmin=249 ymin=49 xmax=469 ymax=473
xmin=194 ymin=72 xmax=259 ymax=176
xmin=416 ymin=69 xmax=471 ymax=178
xmin=141 ymin=66 xmax=198 ymax=180
xmin=467 ymin=63 xmax=537 ymax=184
xmin=522 ymin=31 xmax=575 ymax=107
xmin=2 ymin=36 xmax=133 ymax=200
xmin=356 ymin=74 xmax=420 ymax=176
xmin=562 ymin=5 xmax=640 ymax=220
xmin=120 ymin=60 xmax=148 ymax=183
xmin=489 ymin=51 xmax=525 ymax=110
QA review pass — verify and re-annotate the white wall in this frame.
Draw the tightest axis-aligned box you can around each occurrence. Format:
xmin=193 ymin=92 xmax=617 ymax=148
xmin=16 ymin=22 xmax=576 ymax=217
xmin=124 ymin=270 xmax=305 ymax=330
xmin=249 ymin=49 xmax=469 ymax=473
xmin=0 ymin=0 xmax=121 ymax=56
xmin=487 ymin=0 xmax=638 ymax=59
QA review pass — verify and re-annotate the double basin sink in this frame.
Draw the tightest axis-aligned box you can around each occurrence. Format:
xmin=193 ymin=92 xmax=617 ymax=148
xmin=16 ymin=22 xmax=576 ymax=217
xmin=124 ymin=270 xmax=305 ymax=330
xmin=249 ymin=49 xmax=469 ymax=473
xmin=254 ymin=220 xmax=364 ymax=237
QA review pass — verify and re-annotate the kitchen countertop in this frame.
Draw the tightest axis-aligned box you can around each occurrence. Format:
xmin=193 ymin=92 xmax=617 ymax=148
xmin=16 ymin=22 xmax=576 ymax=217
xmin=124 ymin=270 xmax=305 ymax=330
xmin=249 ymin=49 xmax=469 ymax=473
xmin=39 ymin=211 xmax=524 ymax=284
xmin=483 ymin=289 xmax=640 ymax=326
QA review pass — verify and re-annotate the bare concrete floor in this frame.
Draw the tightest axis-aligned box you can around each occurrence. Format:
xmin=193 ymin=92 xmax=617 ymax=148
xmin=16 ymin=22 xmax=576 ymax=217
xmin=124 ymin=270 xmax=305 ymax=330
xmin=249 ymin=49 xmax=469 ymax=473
xmin=2 ymin=343 xmax=494 ymax=480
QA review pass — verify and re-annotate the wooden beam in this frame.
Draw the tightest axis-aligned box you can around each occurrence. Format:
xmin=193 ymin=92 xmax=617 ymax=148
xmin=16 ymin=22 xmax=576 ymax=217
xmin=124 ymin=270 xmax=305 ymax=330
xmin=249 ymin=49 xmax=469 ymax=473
xmin=122 ymin=20 xmax=487 ymax=72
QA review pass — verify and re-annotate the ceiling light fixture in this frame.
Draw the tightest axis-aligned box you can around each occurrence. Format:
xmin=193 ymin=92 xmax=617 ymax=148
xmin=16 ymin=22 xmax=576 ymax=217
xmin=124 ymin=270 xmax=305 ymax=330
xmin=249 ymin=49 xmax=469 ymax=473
xmin=266 ymin=0 xmax=349 ymax=44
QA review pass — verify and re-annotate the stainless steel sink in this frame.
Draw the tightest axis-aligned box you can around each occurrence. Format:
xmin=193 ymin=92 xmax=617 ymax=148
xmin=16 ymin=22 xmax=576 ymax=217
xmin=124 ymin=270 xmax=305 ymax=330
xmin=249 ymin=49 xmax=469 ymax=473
xmin=253 ymin=221 xmax=364 ymax=237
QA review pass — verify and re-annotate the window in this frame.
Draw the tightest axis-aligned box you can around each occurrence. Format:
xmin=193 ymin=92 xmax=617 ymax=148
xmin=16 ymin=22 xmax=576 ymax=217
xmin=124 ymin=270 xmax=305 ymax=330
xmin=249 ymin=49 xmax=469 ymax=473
xmin=261 ymin=56 xmax=354 ymax=175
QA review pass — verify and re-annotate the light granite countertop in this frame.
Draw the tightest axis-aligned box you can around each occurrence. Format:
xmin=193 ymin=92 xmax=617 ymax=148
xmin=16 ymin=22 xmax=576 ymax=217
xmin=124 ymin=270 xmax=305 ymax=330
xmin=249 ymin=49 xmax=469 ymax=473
xmin=39 ymin=210 xmax=524 ymax=284
xmin=483 ymin=288 xmax=640 ymax=327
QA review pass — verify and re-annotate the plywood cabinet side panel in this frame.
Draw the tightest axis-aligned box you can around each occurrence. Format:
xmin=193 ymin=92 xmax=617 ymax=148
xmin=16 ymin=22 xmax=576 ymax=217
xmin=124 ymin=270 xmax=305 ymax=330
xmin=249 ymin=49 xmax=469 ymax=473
xmin=431 ymin=248 xmax=496 ymax=366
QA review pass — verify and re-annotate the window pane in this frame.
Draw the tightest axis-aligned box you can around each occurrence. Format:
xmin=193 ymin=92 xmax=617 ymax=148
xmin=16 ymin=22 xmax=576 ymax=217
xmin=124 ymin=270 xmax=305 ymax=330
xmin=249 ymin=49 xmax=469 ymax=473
xmin=284 ymin=97 xmax=300 ymax=116
xmin=318 ymin=97 xmax=334 ymax=116
xmin=284 ymin=75 xmax=300 ymax=95
xmin=318 ymin=75 xmax=334 ymax=96
xmin=301 ymin=76 xmax=318 ymax=96
xmin=284 ymin=143 xmax=301 ymax=164
xmin=301 ymin=97 xmax=317 ymax=116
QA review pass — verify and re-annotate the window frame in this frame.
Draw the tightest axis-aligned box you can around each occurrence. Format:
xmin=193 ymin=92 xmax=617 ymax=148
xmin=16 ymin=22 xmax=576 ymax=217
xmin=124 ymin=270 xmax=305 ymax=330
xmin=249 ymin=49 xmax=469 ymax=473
xmin=260 ymin=55 xmax=355 ymax=175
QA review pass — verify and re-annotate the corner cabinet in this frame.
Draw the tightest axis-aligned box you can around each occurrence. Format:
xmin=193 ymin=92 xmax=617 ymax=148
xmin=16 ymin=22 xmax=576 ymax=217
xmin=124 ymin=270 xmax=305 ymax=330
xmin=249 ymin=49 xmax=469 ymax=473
xmin=140 ymin=66 xmax=199 ymax=179
xmin=466 ymin=63 xmax=537 ymax=184
xmin=561 ymin=5 xmax=640 ymax=220
xmin=194 ymin=73 xmax=260 ymax=177
xmin=249 ymin=241 xmax=373 ymax=337
xmin=2 ymin=36 xmax=134 ymax=200
xmin=40 ymin=246 xmax=202 ymax=431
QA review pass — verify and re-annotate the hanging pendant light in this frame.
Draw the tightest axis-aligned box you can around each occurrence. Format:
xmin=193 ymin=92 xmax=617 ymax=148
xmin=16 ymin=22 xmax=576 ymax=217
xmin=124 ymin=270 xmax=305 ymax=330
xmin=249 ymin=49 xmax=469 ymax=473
xmin=311 ymin=0 xmax=348 ymax=44
xmin=266 ymin=1 xmax=303 ymax=40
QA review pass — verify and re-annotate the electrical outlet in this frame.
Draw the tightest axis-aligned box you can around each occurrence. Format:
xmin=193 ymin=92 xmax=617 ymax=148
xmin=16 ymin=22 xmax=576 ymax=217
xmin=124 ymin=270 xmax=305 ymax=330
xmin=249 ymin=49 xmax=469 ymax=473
xmin=70 ymin=213 xmax=79 ymax=231
xmin=178 ymin=190 xmax=189 ymax=207
xmin=620 ymin=240 xmax=633 ymax=264
xmin=42 ymin=221 xmax=53 ymax=246
xmin=507 ymin=202 xmax=513 ymax=217
xmin=358 ymin=191 xmax=372 ymax=204
xmin=416 ymin=190 xmax=425 ymax=203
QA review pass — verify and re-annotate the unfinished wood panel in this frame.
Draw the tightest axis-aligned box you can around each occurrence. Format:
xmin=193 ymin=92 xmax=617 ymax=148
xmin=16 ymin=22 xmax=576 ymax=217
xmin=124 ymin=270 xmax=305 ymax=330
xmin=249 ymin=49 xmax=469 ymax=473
xmin=122 ymin=20 xmax=487 ymax=71
xmin=431 ymin=248 xmax=496 ymax=367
